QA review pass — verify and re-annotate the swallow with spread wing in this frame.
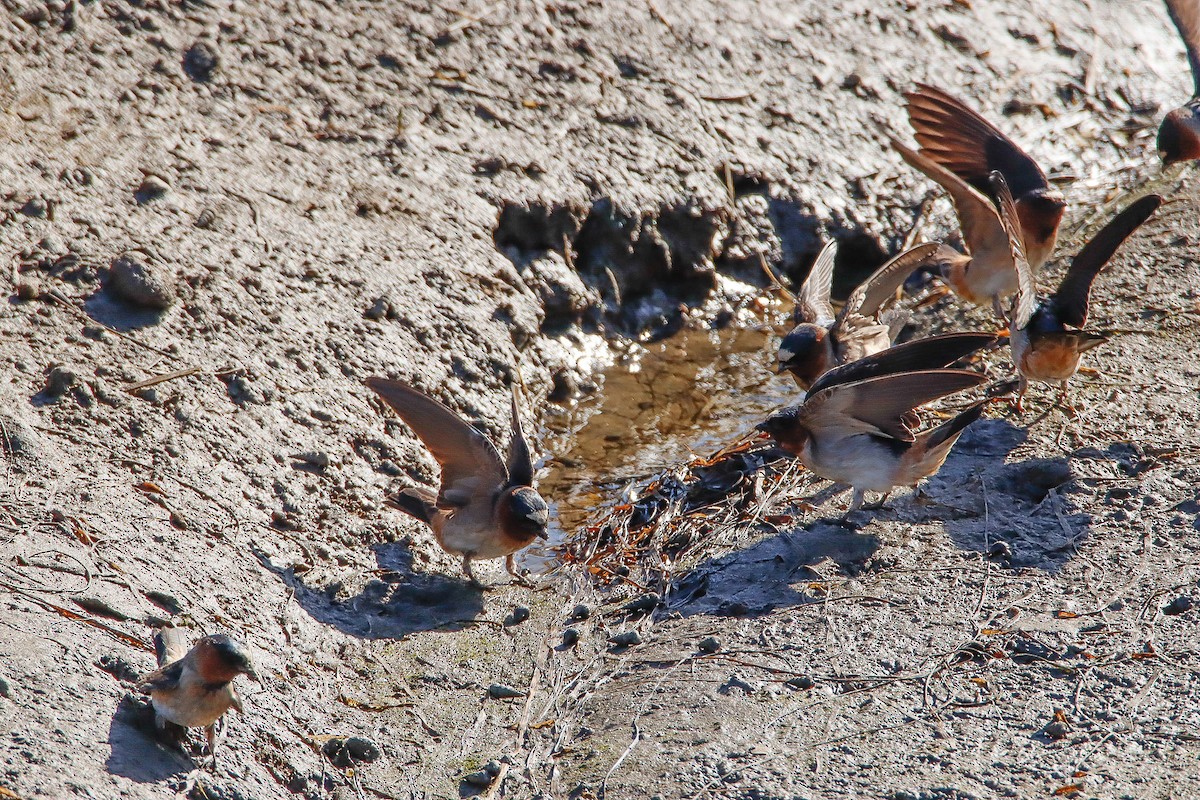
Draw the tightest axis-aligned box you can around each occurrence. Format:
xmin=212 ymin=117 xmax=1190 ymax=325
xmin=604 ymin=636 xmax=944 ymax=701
xmin=365 ymin=377 xmax=549 ymax=587
xmin=137 ymin=626 xmax=257 ymax=764
xmin=777 ymin=240 xmax=940 ymax=389
xmin=989 ymin=172 xmax=1162 ymax=413
xmin=758 ymin=332 xmax=995 ymax=516
xmin=1159 ymin=0 xmax=1200 ymax=165
xmin=887 ymin=86 xmax=1065 ymax=317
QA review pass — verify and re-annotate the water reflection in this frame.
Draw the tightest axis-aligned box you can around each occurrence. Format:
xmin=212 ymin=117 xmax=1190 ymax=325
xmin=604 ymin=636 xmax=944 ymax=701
xmin=525 ymin=317 xmax=797 ymax=570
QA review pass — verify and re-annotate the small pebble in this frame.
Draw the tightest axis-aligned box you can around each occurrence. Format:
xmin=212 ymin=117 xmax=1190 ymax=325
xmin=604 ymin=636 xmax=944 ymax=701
xmin=608 ymin=630 xmax=642 ymax=647
xmin=44 ymin=364 xmax=82 ymax=397
xmin=697 ymin=636 xmax=721 ymax=654
xmin=15 ymin=278 xmax=41 ymax=301
xmin=1043 ymin=720 xmax=1070 ymax=740
xmin=39 ymin=235 xmax=66 ymax=255
xmin=569 ymin=604 xmax=590 ymax=621
xmin=1164 ymin=596 xmax=1194 ymax=616
xmin=364 ymin=296 xmax=399 ymax=320
xmin=462 ymin=771 xmax=493 ymax=788
xmin=488 ymin=684 xmax=525 ymax=699
xmin=293 ymin=451 xmax=331 ymax=469
xmin=321 ymin=735 xmax=381 ymax=767
xmin=136 ymin=174 xmax=171 ymax=202
xmin=108 ymin=252 xmax=175 ymax=309
xmin=183 ymin=41 xmax=219 ymax=82
xmin=0 ymin=673 xmax=13 ymax=699
xmin=785 ymin=676 xmax=815 ymax=690
xmin=623 ymin=592 xmax=660 ymax=615
xmin=561 ymin=628 xmax=579 ymax=647
xmin=507 ymin=606 xmax=530 ymax=625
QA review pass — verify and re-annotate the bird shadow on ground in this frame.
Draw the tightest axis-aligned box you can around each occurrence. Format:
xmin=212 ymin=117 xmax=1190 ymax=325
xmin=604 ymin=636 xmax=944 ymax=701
xmin=668 ymin=521 xmax=883 ymax=618
xmin=667 ymin=418 xmax=1040 ymax=616
xmin=254 ymin=541 xmax=485 ymax=639
xmin=934 ymin=419 xmax=1096 ymax=572
xmin=83 ymin=291 xmax=167 ymax=331
xmin=820 ymin=416 xmax=1095 ymax=573
xmin=104 ymin=695 xmax=192 ymax=783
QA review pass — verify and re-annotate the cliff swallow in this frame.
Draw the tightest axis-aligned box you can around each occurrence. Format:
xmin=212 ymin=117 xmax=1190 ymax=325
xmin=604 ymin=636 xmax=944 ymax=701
xmin=905 ymin=84 xmax=1066 ymax=270
xmin=365 ymin=377 xmax=549 ymax=587
xmin=1158 ymin=0 xmax=1200 ymax=165
xmin=778 ymin=240 xmax=941 ymax=389
xmin=887 ymin=133 xmax=1020 ymax=318
xmin=137 ymin=626 xmax=257 ymax=763
xmin=990 ymin=172 xmax=1162 ymax=413
xmin=758 ymin=332 xmax=995 ymax=515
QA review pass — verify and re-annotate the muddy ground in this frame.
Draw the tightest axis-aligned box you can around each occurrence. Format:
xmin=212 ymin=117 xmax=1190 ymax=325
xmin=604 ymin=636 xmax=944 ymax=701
xmin=1 ymin=0 xmax=1198 ymax=798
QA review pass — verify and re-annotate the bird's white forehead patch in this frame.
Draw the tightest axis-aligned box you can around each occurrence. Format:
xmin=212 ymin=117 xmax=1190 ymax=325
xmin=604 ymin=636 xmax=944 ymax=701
xmin=524 ymin=509 xmax=546 ymax=522
xmin=778 ymin=347 xmax=795 ymax=363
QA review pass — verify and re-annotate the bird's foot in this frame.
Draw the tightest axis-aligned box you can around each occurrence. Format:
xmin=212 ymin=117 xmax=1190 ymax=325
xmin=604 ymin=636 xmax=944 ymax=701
xmin=505 ymin=555 xmax=537 ymax=588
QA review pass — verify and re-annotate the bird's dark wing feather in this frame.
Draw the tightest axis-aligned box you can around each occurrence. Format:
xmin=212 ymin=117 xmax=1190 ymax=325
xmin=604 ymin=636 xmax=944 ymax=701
xmin=138 ymin=659 xmax=184 ymax=693
xmin=988 ymin=172 xmax=1036 ymax=330
xmin=366 ymin=377 xmax=507 ymax=508
xmin=1166 ymin=0 xmax=1200 ymax=95
xmin=906 ymin=84 xmax=1049 ymax=200
xmin=808 ymin=332 xmax=997 ymax=395
xmin=837 ymin=242 xmax=940 ymax=328
xmin=804 ymin=370 xmax=987 ymax=442
xmin=505 ymin=386 xmax=536 ymax=488
xmin=1053 ymin=195 xmax=1162 ymax=328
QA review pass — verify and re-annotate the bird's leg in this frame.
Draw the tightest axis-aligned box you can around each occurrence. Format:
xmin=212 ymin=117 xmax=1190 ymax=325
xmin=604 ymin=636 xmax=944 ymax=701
xmin=461 ymin=554 xmax=486 ymax=590
xmin=204 ymin=724 xmax=218 ymax=771
xmin=991 ymin=295 xmax=1008 ymax=323
xmin=1011 ymin=376 xmax=1028 ymax=414
xmin=865 ymin=491 xmax=892 ymax=511
xmin=506 ymin=554 xmax=535 ymax=587
xmin=846 ymin=488 xmax=866 ymax=514
xmin=1057 ymin=381 xmax=1079 ymax=419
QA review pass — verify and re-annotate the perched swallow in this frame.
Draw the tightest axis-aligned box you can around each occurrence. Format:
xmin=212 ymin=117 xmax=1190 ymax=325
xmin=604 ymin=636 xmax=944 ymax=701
xmin=1158 ymin=0 xmax=1200 ymax=165
xmin=990 ymin=172 xmax=1162 ymax=412
xmin=905 ymin=84 xmax=1067 ymax=270
xmin=365 ymin=377 xmax=549 ymax=587
xmin=137 ymin=626 xmax=257 ymax=762
xmin=777 ymin=240 xmax=940 ymax=389
xmin=758 ymin=332 xmax=995 ymax=515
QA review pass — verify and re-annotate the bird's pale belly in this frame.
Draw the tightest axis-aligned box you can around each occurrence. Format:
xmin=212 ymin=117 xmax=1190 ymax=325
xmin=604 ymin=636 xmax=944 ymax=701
xmin=439 ymin=517 xmax=528 ymax=560
xmin=801 ymin=436 xmax=903 ymax=493
xmin=152 ymin=688 xmax=234 ymax=729
xmin=952 ymin=253 xmax=1018 ymax=306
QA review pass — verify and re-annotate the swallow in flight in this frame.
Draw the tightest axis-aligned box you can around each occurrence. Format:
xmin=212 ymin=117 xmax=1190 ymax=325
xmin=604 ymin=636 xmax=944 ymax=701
xmin=777 ymin=239 xmax=941 ymax=389
xmin=989 ymin=172 xmax=1162 ymax=413
xmin=365 ymin=377 xmax=549 ymax=588
xmin=887 ymin=85 xmax=1064 ymax=317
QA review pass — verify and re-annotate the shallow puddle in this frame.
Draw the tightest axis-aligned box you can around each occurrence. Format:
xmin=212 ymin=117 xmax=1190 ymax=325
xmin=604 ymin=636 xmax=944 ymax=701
xmin=522 ymin=314 xmax=799 ymax=570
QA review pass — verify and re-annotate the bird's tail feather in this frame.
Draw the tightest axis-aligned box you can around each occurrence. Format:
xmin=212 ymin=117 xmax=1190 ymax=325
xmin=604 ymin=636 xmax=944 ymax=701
xmin=154 ymin=626 xmax=188 ymax=667
xmin=386 ymin=488 xmax=438 ymax=525
xmin=924 ymin=399 xmax=987 ymax=452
